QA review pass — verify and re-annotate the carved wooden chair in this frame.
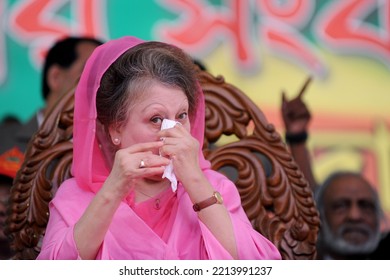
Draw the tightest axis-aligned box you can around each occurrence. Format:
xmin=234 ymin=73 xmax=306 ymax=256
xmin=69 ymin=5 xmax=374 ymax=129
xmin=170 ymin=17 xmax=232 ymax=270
xmin=6 ymin=70 xmax=320 ymax=260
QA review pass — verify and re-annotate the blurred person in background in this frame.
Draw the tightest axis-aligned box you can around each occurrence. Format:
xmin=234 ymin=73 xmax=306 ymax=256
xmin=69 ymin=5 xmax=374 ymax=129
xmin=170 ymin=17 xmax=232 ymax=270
xmin=0 ymin=36 xmax=103 ymax=155
xmin=281 ymin=77 xmax=388 ymax=259
xmin=314 ymin=171 xmax=382 ymax=259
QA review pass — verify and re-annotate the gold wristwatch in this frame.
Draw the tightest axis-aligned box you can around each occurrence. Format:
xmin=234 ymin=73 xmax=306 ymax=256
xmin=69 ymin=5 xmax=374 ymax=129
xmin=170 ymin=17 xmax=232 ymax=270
xmin=193 ymin=191 xmax=223 ymax=212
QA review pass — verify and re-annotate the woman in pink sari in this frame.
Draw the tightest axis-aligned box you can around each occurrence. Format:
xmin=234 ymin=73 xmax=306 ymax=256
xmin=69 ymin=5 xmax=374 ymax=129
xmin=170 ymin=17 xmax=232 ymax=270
xmin=37 ymin=36 xmax=281 ymax=260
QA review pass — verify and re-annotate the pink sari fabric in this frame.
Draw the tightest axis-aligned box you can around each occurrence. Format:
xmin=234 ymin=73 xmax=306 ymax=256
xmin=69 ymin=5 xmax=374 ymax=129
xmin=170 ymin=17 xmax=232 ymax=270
xmin=37 ymin=36 xmax=281 ymax=260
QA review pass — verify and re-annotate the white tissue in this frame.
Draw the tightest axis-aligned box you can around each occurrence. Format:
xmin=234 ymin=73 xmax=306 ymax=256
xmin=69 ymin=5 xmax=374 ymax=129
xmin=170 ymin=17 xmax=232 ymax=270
xmin=161 ymin=119 xmax=179 ymax=192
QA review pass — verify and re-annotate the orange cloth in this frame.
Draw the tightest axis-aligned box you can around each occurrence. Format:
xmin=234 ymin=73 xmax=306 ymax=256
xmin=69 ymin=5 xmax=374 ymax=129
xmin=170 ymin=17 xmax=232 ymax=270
xmin=0 ymin=147 xmax=24 ymax=178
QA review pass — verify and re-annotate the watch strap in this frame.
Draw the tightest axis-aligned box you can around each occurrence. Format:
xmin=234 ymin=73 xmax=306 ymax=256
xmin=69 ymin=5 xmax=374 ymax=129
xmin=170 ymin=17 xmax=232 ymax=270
xmin=193 ymin=191 xmax=222 ymax=212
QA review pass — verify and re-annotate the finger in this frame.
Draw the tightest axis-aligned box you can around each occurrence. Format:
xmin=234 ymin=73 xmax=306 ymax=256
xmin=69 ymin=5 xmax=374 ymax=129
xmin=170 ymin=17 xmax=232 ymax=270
xmin=297 ymin=75 xmax=312 ymax=99
xmin=159 ymin=125 xmax=186 ymax=138
xmin=159 ymin=147 xmax=179 ymax=161
xmin=160 ymin=136 xmax=173 ymax=145
xmin=137 ymin=166 xmax=167 ymax=177
xmin=140 ymin=154 xmax=171 ymax=168
xmin=125 ymin=141 xmax=164 ymax=153
xmin=160 ymin=133 xmax=187 ymax=145
xmin=282 ymin=90 xmax=288 ymax=105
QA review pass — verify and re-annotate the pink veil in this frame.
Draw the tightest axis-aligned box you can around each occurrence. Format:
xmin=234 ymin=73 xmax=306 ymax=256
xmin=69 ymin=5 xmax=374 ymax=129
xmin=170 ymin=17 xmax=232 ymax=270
xmin=72 ymin=36 xmax=211 ymax=194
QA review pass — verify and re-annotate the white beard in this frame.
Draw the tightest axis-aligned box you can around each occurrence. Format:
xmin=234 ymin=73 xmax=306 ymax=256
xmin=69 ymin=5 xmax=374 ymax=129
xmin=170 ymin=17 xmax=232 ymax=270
xmin=320 ymin=221 xmax=381 ymax=256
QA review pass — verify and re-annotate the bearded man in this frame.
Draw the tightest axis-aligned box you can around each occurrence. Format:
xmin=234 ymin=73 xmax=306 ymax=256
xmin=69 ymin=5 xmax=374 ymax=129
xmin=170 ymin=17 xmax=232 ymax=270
xmin=315 ymin=171 xmax=382 ymax=259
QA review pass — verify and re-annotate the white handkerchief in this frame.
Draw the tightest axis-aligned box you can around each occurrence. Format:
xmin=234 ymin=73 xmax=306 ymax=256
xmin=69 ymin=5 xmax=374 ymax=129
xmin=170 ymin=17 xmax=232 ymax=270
xmin=161 ymin=119 xmax=179 ymax=192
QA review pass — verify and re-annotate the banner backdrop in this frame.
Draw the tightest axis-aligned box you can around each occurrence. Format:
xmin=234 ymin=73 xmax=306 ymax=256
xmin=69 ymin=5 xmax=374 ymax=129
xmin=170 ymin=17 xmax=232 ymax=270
xmin=1 ymin=0 xmax=390 ymax=226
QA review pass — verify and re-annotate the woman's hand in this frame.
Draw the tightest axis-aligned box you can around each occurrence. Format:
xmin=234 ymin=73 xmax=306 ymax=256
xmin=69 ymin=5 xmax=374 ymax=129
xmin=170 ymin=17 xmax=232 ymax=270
xmin=158 ymin=124 xmax=239 ymax=259
xmin=158 ymin=124 xmax=203 ymax=187
xmin=103 ymin=141 xmax=171 ymax=199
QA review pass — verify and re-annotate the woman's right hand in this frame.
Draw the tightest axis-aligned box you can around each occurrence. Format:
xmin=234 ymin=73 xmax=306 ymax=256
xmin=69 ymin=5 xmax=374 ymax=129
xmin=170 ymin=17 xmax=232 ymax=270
xmin=102 ymin=141 xmax=171 ymax=200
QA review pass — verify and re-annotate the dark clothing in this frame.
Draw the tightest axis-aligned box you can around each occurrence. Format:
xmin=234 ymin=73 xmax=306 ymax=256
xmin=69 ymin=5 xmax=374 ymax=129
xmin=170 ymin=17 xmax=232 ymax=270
xmin=368 ymin=232 xmax=390 ymax=260
xmin=317 ymin=231 xmax=390 ymax=260
xmin=0 ymin=116 xmax=38 ymax=154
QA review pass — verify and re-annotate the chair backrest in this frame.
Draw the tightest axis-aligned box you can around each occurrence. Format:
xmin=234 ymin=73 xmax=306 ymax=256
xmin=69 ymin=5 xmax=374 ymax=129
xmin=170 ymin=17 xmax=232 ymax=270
xmin=6 ymin=70 xmax=319 ymax=260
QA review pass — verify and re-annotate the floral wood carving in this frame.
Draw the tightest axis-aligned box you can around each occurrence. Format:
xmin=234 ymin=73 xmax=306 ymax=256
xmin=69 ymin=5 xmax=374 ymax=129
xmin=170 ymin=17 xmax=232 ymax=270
xmin=6 ymin=89 xmax=74 ymax=260
xmin=6 ymin=70 xmax=319 ymax=260
xmin=198 ymin=70 xmax=320 ymax=260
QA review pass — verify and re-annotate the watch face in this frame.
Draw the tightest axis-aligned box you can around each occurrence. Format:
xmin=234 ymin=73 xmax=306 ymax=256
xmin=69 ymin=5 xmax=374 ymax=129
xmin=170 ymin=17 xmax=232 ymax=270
xmin=215 ymin=192 xmax=223 ymax=204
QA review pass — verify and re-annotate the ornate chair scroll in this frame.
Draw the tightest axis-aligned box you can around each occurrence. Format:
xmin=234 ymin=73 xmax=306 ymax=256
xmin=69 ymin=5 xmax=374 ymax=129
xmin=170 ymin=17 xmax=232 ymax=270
xmin=6 ymin=70 xmax=320 ymax=260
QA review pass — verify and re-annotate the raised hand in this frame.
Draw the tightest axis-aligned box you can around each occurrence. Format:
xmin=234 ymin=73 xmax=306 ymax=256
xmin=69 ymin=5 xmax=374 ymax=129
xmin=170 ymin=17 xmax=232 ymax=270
xmin=281 ymin=76 xmax=312 ymax=134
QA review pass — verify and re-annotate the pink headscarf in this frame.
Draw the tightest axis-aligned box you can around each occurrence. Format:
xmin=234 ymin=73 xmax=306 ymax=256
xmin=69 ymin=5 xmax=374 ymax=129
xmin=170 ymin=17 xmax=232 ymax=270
xmin=72 ymin=36 xmax=210 ymax=195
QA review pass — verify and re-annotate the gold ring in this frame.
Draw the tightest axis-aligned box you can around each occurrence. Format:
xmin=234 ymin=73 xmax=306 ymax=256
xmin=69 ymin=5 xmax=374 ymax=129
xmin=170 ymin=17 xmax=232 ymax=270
xmin=139 ymin=159 xmax=146 ymax=168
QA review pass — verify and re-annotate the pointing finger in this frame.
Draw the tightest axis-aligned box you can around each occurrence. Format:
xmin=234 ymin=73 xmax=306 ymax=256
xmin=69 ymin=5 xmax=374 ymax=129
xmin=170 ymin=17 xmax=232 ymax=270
xmin=297 ymin=75 xmax=312 ymax=99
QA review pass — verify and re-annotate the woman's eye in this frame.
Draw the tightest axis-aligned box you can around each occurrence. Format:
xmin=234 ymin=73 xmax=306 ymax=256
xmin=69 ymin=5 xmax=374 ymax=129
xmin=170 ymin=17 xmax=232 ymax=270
xmin=151 ymin=116 xmax=163 ymax=124
xmin=178 ymin=112 xmax=188 ymax=120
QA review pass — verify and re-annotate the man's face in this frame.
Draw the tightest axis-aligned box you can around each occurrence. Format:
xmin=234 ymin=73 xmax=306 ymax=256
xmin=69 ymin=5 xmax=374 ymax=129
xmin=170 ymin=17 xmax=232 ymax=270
xmin=58 ymin=41 xmax=98 ymax=93
xmin=46 ymin=41 xmax=99 ymax=114
xmin=322 ymin=174 xmax=380 ymax=255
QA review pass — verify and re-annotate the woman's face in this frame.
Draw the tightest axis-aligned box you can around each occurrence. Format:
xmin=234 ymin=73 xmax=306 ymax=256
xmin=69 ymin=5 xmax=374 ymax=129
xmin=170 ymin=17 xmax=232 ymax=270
xmin=110 ymin=82 xmax=191 ymax=151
